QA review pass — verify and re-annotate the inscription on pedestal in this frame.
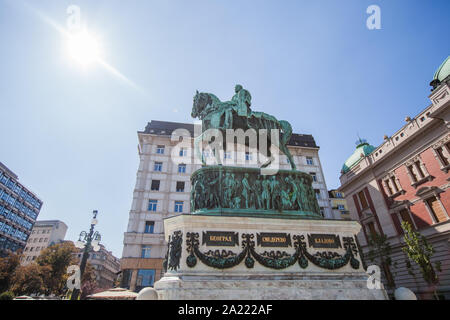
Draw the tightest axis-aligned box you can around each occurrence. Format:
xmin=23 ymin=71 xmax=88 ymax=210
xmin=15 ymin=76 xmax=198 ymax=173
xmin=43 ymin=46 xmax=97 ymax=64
xmin=256 ymin=232 xmax=291 ymax=247
xmin=202 ymin=231 xmax=239 ymax=246
xmin=308 ymin=234 xmax=341 ymax=248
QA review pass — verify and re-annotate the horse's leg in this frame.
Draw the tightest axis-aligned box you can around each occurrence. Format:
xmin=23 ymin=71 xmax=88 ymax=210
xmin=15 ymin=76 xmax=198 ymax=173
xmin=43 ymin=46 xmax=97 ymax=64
xmin=281 ymin=143 xmax=296 ymax=170
xmin=194 ymin=133 xmax=206 ymax=165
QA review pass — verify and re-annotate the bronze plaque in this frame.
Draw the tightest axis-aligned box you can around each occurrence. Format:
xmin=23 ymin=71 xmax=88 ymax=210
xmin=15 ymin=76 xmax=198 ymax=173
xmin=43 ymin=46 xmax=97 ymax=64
xmin=202 ymin=231 xmax=239 ymax=246
xmin=308 ymin=234 xmax=341 ymax=248
xmin=257 ymin=233 xmax=291 ymax=247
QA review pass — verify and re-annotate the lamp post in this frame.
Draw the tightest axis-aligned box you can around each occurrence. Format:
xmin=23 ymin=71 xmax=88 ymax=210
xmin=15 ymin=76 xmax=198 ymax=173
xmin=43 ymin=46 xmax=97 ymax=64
xmin=71 ymin=210 xmax=101 ymax=300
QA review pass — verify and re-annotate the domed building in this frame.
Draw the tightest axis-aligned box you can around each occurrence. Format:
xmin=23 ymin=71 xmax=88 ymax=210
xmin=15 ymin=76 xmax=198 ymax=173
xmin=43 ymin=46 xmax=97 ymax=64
xmin=338 ymin=56 xmax=450 ymax=299
xmin=341 ymin=139 xmax=376 ymax=174
xmin=430 ymin=55 xmax=450 ymax=91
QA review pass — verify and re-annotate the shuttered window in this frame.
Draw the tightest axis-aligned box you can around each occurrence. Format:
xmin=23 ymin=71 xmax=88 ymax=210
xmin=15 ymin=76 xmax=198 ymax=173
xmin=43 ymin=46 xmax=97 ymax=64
xmin=426 ymin=197 xmax=447 ymax=223
xmin=358 ymin=191 xmax=369 ymax=209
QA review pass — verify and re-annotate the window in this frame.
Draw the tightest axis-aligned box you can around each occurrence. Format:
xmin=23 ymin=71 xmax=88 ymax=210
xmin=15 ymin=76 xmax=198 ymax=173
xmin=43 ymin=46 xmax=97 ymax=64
xmin=314 ymin=189 xmax=321 ymax=200
xmin=175 ymin=201 xmax=183 ymax=213
xmin=178 ymin=164 xmax=186 ymax=173
xmin=384 ymin=179 xmax=393 ymax=195
xmin=179 ymin=148 xmax=187 ymax=157
xmin=309 ymin=172 xmax=317 ymax=182
xmin=407 ymin=159 xmax=428 ymax=184
xmin=415 ymin=161 xmax=425 ymax=178
xmin=144 ymin=221 xmax=154 ymax=234
xmin=399 ymin=209 xmax=414 ymax=228
xmin=426 ymin=197 xmax=447 ymax=223
xmin=156 ymin=145 xmax=165 ymax=154
xmin=136 ymin=269 xmax=155 ymax=290
xmin=224 ymin=152 xmax=231 ymax=159
xmin=148 ymin=200 xmax=157 ymax=211
xmin=335 ymin=192 xmax=342 ymax=198
xmin=320 ymin=207 xmax=324 ymax=217
xmin=407 ymin=165 xmax=418 ymax=182
xmin=151 ymin=180 xmax=160 ymax=191
xmin=358 ymin=190 xmax=369 ymax=210
xmin=154 ymin=162 xmax=162 ymax=172
xmin=366 ymin=222 xmax=377 ymax=238
xmin=121 ymin=269 xmax=132 ymax=289
xmin=306 ymin=157 xmax=314 ymax=165
xmin=337 ymin=205 xmax=345 ymax=211
xmin=141 ymin=246 xmax=151 ymax=258
xmin=176 ymin=181 xmax=185 ymax=192
xmin=245 ymin=152 xmax=252 ymax=161
xmin=435 ymin=144 xmax=450 ymax=168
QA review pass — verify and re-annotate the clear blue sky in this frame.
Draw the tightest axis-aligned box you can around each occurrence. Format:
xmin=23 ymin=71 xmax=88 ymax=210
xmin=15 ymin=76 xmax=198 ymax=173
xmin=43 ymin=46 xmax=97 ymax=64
xmin=1 ymin=0 xmax=449 ymax=257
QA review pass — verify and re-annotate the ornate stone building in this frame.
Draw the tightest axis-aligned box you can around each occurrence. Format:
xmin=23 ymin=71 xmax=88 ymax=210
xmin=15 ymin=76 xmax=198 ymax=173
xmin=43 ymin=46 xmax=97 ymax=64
xmin=21 ymin=220 xmax=68 ymax=265
xmin=339 ymin=56 xmax=450 ymax=299
xmin=121 ymin=120 xmax=333 ymax=291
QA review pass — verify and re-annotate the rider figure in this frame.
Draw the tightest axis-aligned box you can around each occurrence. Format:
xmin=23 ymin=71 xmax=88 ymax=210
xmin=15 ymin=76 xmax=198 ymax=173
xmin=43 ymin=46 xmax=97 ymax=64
xmin=224 ymin=84 xmax=252 ymax=128
xmin=231 ymin=84 xmax=252 ymax=117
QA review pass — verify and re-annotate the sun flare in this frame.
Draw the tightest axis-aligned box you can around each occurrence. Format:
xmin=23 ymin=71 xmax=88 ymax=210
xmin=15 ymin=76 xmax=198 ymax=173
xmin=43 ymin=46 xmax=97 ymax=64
xmin=67 ymin=31 xmax=101 ymax=66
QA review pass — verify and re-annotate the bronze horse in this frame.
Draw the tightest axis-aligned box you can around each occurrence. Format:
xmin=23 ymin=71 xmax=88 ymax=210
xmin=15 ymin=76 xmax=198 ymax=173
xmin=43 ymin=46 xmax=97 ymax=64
xmin=191 ymin=91 xmax=296 ymax=170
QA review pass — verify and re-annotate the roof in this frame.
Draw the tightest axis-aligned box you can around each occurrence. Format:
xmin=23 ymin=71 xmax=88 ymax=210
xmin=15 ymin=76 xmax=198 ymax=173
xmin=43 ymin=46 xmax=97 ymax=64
xmin=0 ymin=161 xmax=18 ymax=180
xmin=430 ymin=56 xmax=450 ymax=90
xmin=140 ymin=120 xmax=318 ymax=148
xmin=341 ymin=140 xmax=376 ymax=174
xmin=34 ymin=220 xmax=67 ymax=227
xmin=433 ymin=56 xmax=450 ymax=82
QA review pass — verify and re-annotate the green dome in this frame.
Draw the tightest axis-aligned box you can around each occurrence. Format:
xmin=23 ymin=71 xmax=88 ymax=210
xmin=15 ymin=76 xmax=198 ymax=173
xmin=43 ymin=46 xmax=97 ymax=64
xmin=431 ymin=56 xmax=450 ymax=90
xmin=341 ymin=140 xmax=376 ymax=174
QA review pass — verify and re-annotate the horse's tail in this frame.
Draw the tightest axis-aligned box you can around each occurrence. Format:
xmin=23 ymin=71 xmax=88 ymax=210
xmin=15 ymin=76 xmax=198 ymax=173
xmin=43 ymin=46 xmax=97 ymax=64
xmin=279 ymin=120 xmax=292 ymax=147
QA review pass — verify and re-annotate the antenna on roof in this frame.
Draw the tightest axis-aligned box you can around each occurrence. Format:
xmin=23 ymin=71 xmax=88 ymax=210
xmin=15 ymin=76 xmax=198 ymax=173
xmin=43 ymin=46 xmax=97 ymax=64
xmin=355 ymin=132 xmax=367 ymax=146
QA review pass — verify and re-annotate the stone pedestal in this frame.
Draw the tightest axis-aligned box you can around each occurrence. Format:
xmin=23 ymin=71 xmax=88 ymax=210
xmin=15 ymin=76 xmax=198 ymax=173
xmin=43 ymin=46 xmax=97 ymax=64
xmin=154 ymin=214 xmax=387 ymax=300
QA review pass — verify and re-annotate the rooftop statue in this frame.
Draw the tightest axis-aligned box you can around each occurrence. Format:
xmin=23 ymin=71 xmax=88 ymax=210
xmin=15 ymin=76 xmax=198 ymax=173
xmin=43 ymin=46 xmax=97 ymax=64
xmin=192 ymin=85 xmax=296 ymax=170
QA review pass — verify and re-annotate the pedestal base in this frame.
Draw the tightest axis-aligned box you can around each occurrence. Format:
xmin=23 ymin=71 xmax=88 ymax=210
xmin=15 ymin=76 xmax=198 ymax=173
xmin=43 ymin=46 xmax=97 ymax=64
xmin=155 ymin=274 xmax=387 ymax=300
xmin=155 ymin=214 xmax=387 ymax=300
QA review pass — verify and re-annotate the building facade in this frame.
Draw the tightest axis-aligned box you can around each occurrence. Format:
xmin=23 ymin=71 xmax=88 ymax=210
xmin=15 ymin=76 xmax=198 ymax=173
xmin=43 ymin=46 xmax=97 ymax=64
xmin=75 ymin=244 xmax=121 ymax=289
xmin=121 ymin=120 xmax=333 ymax=291
xmin=0 ymin=162 xmax=43 ymax=257
xmin=21 ymin=220 xmax=68 ymax=265
xmin=339 ymin=56 xmax=450 ymax=299
xmin=328 ymin=189 xmax=350 ymax=220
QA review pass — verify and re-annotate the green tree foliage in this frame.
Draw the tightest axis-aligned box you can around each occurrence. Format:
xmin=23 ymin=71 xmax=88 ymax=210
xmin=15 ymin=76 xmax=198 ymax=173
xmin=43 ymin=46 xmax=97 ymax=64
xmin=36 ymin=242 xmax=78 ymax=295
xmin=0 ymin=252 xmax=21 ymax=293
xmin=0 ymin=291 xmax=15 ymax=300
xmin=366 ymin=232 xmax=395 ymax=288
xmin=401 ymin=221 xmax=441 ymax=298
xmin=10 ymin=264 xmax=47 ymax=296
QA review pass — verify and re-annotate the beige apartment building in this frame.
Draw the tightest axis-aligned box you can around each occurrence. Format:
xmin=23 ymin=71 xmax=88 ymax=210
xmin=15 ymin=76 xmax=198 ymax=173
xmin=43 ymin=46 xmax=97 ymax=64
xmin=74 ymin=244 xmax=121 ymax=289
xmin=121 ymin=120 xmax=333 ymax=292
xmin=339 ymin=56 xmax=450 ymax=299
xmin=21 ymin=220 xmax=68 ymax=265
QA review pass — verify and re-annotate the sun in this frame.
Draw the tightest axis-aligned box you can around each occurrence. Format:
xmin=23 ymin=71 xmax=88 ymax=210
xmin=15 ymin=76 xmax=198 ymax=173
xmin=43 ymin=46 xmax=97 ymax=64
xmin=67 ymin=31 xmax=101 ymax=66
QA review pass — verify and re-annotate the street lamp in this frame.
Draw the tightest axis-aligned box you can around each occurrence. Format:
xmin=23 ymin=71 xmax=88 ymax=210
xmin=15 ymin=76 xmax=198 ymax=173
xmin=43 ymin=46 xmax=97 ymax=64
xmin=71 ymin=210 xmax=101 ymax=300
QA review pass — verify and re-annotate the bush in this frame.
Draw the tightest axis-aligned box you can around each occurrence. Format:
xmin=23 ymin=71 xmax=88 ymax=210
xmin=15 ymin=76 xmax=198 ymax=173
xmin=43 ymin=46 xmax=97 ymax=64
xmin=0 ymin=291 xmax=15 ymax=300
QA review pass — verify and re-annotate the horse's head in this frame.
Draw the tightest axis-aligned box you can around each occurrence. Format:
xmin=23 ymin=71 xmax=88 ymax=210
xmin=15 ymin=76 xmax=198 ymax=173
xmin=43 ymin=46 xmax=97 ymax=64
xmin=191 ymin=91 xmax=211 ymax=119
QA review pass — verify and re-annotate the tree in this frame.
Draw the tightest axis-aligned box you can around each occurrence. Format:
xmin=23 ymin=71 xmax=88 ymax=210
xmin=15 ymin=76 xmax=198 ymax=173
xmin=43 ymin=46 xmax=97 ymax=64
xmin=80 ymin=262 xmax=99 ymax=299
xmin=36 ymin=242 xmax=77 ymax=295
xmin=0 ymin=252 xmax=21 ymax=293
xmin=401 ymin=221 xmax=442 ymax=299
xmin=366 ymin=232 xmax=396 ymax=289
xmin=10 ymin=263 xmax=47 ymax=296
